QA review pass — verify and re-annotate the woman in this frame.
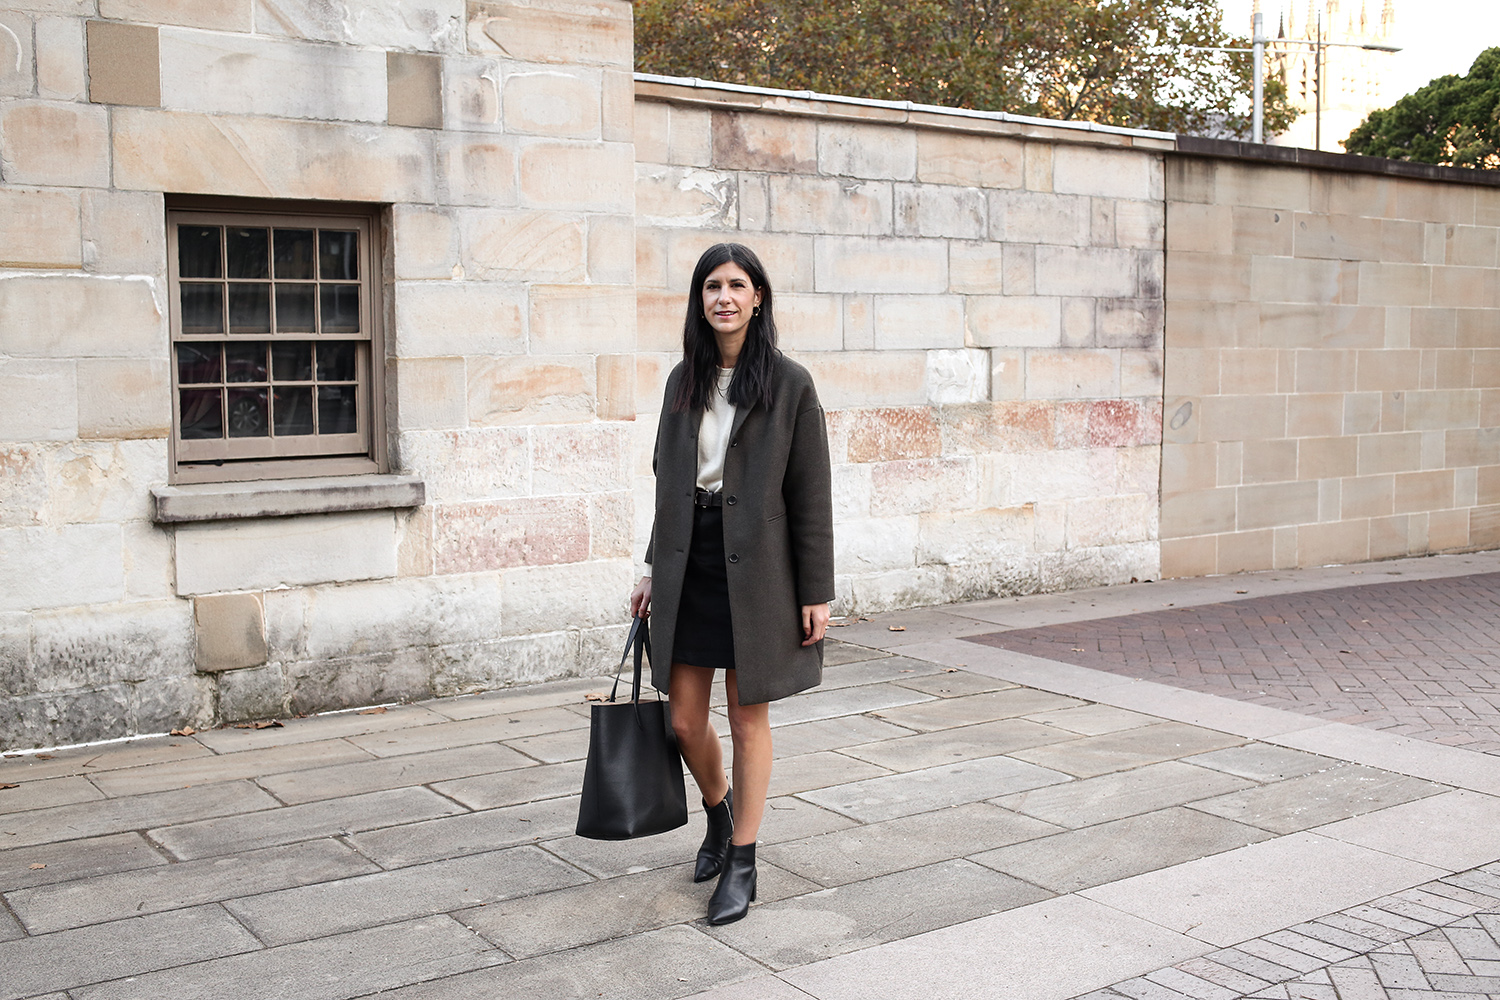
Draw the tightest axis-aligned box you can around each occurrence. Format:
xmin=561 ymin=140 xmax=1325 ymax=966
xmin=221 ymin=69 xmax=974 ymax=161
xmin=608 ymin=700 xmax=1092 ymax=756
xmin=629 ymin=242 xmax=834 ymax=926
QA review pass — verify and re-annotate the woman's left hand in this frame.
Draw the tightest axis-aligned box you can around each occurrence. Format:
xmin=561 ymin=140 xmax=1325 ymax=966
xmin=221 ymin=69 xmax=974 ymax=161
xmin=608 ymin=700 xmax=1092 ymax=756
xmin=801 ymin=603 xmax=830 ymax=647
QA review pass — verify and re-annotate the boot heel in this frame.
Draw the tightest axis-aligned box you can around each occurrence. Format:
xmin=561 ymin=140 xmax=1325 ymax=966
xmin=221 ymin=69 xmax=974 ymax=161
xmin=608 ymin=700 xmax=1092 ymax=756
xmin=707 ymin=841 xmax=757 ymax=926
xmin=693 ymin=787 xmax=734 ymax=883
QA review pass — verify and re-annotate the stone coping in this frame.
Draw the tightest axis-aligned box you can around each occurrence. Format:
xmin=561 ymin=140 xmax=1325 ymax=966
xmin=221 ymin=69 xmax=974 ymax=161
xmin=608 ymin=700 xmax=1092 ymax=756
xmin=634 ymin=72 xmax=1179 ymax=150
xmin=150 ymin=474 xmax=425 ymax=523
xmin=1177 ymin=134 xmax=1500 ymax=187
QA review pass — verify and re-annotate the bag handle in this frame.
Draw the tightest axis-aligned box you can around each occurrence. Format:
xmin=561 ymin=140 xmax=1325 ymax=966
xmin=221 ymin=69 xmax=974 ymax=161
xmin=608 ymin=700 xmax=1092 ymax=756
xmin=607 ymin=617 xmax=658 ymax=706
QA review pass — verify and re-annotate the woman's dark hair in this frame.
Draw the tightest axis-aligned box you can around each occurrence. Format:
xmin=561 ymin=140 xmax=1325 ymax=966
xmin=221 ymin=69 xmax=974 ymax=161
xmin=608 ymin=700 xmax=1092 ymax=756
xmin=672 ymin=242 xmax=779 ymax=413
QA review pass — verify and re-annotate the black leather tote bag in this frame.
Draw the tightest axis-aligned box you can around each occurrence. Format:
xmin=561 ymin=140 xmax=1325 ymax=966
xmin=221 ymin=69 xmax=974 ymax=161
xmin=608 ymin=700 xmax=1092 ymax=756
xmin=575 ymin=617 xmax=689 ymax=840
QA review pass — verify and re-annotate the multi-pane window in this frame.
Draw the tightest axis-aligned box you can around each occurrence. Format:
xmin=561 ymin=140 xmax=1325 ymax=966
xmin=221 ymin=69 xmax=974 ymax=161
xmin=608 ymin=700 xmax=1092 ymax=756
xmin=167 ymin=206 xmax=382 ymax=482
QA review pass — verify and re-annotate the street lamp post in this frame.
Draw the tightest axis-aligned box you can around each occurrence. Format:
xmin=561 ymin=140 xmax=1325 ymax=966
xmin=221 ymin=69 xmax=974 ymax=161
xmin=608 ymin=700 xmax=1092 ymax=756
xmin=1252 ymin=12 xmax=1265 ymax=144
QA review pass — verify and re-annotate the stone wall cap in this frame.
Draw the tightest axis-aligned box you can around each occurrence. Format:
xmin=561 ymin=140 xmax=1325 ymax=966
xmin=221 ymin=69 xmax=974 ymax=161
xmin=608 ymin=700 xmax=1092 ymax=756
xmin=152 ymin=474 xmax=426 ymax=523
xmin=1175 ymin=135 xmax=1500 ymax=188
xmin=634 ymin=73 xmax=1178 ymax=143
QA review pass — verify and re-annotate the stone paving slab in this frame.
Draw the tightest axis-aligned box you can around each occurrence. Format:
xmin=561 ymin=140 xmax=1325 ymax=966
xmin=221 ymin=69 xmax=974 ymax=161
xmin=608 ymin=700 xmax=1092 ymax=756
xmin=1 ymin=780 xmax=278 ymax=850
xmin=348 ymin=795 xmax=583 ymax=868
xmin=801 ymin=753 xmax=1071 ymax=822
xmin=74 ymin=915 xmax=507 ymax=1000
xmin=86 ymin=737 xmax=374 ymax=797
xmin=0 ymin=904 xmax=260 ymax=1000
xmin=0 ymin=776 xmax=103 ymax=814
xmin=0 ymin=832 xmax=166 ymax=892
xmin=257 ymin=741 xmax=535 ymax=803
xmin=6 ymin=838 xmax=377 ymax=934
xmin=838 ymin=717 xmax=1075 ymax=771
xmin=996 ymin=759 xmax=1256 ymax=828
xmin=430 ymin=757 xmax=585 ymax=810
xmin=1189 ymin=765 xmax=1447 ymax=834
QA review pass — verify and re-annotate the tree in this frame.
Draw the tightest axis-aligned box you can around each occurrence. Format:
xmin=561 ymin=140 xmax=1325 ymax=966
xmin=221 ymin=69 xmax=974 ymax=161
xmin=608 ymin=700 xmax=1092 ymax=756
xmin=1345 ymin=48 xmax=1500 ymax=168
xmin=633 ymin=0 xmax=1298 ymax=139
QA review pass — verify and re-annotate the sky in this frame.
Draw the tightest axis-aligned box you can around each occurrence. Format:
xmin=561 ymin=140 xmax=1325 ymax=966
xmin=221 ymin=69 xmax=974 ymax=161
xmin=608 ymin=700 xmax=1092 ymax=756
xmin=1221 ymin=0 xmax=1500 ymax=102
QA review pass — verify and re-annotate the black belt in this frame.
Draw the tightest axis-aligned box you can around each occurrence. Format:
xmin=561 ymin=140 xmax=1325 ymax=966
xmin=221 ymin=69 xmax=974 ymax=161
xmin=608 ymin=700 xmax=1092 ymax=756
xmin=694 ymin=489 xmax=723 ymax=508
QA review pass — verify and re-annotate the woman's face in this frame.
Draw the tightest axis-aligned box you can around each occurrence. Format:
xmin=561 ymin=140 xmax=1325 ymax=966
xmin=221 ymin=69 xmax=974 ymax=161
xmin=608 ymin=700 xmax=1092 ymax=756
xmin=701 ymin=262 xmax=762 ymax=342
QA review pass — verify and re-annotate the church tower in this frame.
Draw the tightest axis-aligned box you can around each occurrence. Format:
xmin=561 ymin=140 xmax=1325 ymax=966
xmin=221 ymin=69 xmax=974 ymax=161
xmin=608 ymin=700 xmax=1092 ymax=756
xmin=1265 ymin=0 xmax=1397 ymax=151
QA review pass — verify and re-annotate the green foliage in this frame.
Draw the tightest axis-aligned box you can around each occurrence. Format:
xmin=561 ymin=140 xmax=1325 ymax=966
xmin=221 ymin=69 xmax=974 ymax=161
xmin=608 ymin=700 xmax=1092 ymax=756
xmin=1345 ymin=48 xmax=1500 ymax=168
xmin=633 ymin=0 xmax=1298 ymax=138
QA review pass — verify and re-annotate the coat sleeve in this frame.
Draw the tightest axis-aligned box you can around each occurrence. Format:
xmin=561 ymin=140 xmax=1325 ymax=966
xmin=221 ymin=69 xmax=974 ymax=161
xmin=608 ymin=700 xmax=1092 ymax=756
xmin=782 ymin=384 xmax=835 ymax=605
xmin=644 ymin=408 xmax=662 ymax=568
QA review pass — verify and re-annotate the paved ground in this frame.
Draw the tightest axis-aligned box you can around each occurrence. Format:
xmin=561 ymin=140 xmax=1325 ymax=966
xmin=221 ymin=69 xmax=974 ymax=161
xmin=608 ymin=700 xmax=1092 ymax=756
xmin=4 ymin=550 xmax=1500 ymax=999
xmin=972 ymin=571 xmax=1500 ymax=753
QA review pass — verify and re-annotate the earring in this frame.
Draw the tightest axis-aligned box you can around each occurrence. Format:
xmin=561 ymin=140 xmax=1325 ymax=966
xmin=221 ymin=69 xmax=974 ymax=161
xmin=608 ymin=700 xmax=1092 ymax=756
xmin=753 ymin=306 xmax=760 ymax=317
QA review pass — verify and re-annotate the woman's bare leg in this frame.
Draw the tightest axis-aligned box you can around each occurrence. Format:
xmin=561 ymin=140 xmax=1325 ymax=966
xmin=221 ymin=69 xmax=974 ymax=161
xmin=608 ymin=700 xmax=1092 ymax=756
xmin=670 ymin=662 xmax=730 ymax=807
xmin=723 ymin=670 xmax=772 ymax=844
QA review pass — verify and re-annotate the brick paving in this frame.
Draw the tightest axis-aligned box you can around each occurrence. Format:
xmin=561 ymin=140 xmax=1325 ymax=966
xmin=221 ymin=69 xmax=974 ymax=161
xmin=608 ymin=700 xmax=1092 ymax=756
xmin=1085 ymin=867 xmax=1500 ymax=1000
xmin=967 ymin=572 xmax=1500 ymax=754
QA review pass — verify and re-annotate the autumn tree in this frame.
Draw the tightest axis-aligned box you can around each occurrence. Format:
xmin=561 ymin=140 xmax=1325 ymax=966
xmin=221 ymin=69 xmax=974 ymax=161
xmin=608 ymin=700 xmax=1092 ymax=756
xmin=1345 ymin=47 xmax=1500 ymax=168
xmin=633 ymin=0 xmax=1298 ymax=138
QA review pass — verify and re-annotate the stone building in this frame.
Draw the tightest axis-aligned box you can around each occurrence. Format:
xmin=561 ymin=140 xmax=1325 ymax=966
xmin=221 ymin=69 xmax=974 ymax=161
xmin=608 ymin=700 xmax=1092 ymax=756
xmin=1265 ymin=0 xmax=1399 ymax=152
xmin=1 ymin=1 xmax=1497 ymax=748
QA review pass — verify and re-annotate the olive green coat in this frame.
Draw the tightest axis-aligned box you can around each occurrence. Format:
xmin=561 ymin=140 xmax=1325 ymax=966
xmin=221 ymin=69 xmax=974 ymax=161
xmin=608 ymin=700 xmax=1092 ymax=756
xmin=645 ymin=354 xmax=835 ymax=705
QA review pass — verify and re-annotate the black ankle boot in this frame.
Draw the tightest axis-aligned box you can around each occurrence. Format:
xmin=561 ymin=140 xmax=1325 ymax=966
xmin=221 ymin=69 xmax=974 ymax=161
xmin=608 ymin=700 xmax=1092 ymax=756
xmin=693 ymin=788 xmax=734 ymax=883
xmin=706 ymin=841 xmax=757 ymax=925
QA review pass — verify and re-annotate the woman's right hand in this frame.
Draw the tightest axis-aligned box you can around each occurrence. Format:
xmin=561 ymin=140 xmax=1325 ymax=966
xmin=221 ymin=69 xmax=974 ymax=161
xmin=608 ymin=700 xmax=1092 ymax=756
xmin=629 ymin=576 xmax=653 ymax=619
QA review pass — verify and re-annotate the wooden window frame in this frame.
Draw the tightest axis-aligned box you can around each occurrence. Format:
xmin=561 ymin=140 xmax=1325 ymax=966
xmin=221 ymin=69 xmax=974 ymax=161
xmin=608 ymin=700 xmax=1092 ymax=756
xmin=165 ymin=198 xmax=388 ymax=485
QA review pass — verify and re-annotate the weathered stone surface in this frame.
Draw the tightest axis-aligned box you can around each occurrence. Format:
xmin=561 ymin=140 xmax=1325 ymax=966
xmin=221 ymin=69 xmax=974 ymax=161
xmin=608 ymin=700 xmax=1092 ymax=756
xmin=0 ymin=187 xmax=80 ymax=268
xmin=193 ymin=592 xmax=266 ymax=672
xmin=81 ymin=189 xmax=166 ymax=276
xmin=85 ymin=20 xmax=160 ymax=106
xmin=0 ymin=360 xmax=77 ymax=442
xmin=519 ymin=140 xmax=633 ymax=212
xmin=637 ymin=164 xmax=738 ymax=228
xmin=99 ymin=0 xmax=251 ymax=30
xmin=113 ymin=108 xmax=436 ymax=202
xmin=468 ymin=0 xmax=633 ymax=68
xmin=529 ymin=283 xmax=635 ymax=353
xmin=256 ymin=0 xmax=466 ymax=52
xmin=504 ymin=68 xmax=600 ymax=137
xmin=0 ymin=275 xmax=163 ymax=359
xmin=0 ymin=11 xmax=34 ymax=98
xmin=158 ymin=28 xmax=385 ymax=122
xmin=712 ymin=110 xmax=817 ymax=172
xmin=75 ymin=359 xmax=170 ymax=440
xmin=175 ymin=512 xmax=398 ymax=596
xmin=0 ymin=524 xmax=122 ymax=613
xmin=461 ymin=209 xmax=588 ymax=281
xmin=432 ymin=497 xmax=590 ymax=574
xmin=813 ymin=236 xmax=947 ymax=294
xmin=769 ymin=174 xmax=891 ymax=236
xmin=465 ymin=356 xmax=594 ymax=426
xmin=818 ymin=122 xmax=916 ymax=180
xmin=393 ymin=281 xmax=525 ymax=357
xmin=387 ymin=51 xmax=443 ymax=129
xmin=438 ymin=134 xmax=517 ymax=206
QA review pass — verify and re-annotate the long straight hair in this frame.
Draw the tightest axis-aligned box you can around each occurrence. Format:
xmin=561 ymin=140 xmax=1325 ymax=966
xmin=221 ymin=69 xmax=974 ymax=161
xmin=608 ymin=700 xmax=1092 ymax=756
xmin=672 ymin=243 xmax=780 ymax=413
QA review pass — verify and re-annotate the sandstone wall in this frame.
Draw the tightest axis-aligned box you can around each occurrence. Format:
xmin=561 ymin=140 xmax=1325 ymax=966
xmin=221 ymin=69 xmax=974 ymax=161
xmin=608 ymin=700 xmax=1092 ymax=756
xmin=1161 ymin=156 xmax=1500 ymax=575
xmin=0 ymin=0 xmax=638 ymax=747
xmin=632 ymin=85 xmax=1169 ymax=612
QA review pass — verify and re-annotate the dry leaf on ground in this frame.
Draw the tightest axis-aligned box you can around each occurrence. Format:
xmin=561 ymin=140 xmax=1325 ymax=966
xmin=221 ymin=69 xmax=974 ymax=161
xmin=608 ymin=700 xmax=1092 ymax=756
xmin=585 ymin=693 xmax=607 ymax=702
xmin=357 ymin=707 xmax=388 ymax=715
xmin=888 ymin=625 xmax=906 ymax=632
xmin=28 ymin=863 xmax=45 ymax=869
xmin=170 ymin=727 xmax=195 ymax=737
xmin=0 ymin=783 xmax=18 ymax=790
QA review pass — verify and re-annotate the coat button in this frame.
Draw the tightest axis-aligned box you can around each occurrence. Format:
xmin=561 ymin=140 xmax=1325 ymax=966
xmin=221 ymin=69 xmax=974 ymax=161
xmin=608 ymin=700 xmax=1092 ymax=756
xmin=726 ymin=495 xmax=737 ymax=505
xmin=731 ymin=440 xmax=739 ymax=447
xmin=727 ymin=553 xmax=739 ymax=563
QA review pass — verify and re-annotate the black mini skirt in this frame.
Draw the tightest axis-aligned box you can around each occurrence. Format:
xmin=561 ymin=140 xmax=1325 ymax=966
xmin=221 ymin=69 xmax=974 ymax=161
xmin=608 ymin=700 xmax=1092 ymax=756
xmin=673 ymin=504 xmax=737 ymax=670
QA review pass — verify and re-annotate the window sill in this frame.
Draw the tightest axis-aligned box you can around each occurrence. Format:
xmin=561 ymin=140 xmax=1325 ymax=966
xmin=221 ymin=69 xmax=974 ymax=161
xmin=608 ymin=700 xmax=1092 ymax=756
xmin=151 ymin=474 xmax=426 ymax=524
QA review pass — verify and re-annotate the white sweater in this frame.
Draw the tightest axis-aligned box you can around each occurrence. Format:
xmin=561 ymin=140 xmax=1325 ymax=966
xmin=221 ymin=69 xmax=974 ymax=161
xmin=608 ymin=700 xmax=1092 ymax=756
xmin=643 ymin=367 xmax=736 ymax=578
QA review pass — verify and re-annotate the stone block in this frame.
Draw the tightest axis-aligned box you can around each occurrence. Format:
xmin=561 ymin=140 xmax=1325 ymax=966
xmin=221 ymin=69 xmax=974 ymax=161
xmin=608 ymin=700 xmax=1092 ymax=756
xmin=398 ymin=428 xmax=527 ymax=504
xmin=1296 ymin=349 xmax=1358 ymax=393
xmin=0 ymin=100 xmax=109 ymax=187
xmin=193 ymin=591 xmax=266 ymax=672
xmin=0 ymin=188 xmax=80 ymax=269
xmin=1412 ymin=308 xmax=1459 ymax=350
xmin=869 ymin=457 xmax=976 ymax=516
xmin=1052 ymin=145 xmax=1157 ymax=200
xmin=776 ymin=293 xmax=842 ymax=353
xmin=0 ymin=523 xmax=123 ymax=613
xmin=813 ymin=236 xmax=947 ymax=294
xmin=948 ymin=241 xmax=1005 ymax=294
xmin=0 ymin=360 xmax=76 ymax=442
xmin=1 ymin=275 xmax=163 ymax=358
xmin=432 ymin=496 xmax=589 ymax=574
xmin=636 ymin=163 xmax=737 ymax=228
xmin=98 ymin=0 xmax=249 ymax=28
xmin=175 ymin=512 xmax=397 ymax=596
xmin=917 ymin=505 xmax=1033 ymax=564
xmin=818 ymin=121 xmax=915 ymax=180
xmin=298 ymin=575 xmax=503 ymax=661
xmin=633 ymin=99 xmax=668 ymax=163
xmin=587 ymin=214 xmax=634 ymax=286
xmin=34 ymin=17 xmax=83 ymax=102
xmin=662 ymin=105 xmax=711 ymax=166
xmin=1431 ymin=265 xmax=1500 ymax=309
xmin=529 ymin=283 xmax=634 ymax=353
xmin=915 ymin=131 xmax=1022 ymax=189
xmin=1114 ymin=199 xmax=1163 ymax=250
xmin=467 ymin=0 xmax=632 ymax=67
xmin=1166 ymin=202 xmax=1231 ymax=254
xmin=81 ymin=189 xmax=165 ymax=275
xmin=255 ymin=0 xmax=465 ymax=50
xmin=963 ymin=296 xmax=1059 ymax=349
xmin=1161 ymin=442 xmax=1216 ymax=493
xmin=113 ymin=108 xmax=435 ymax=202
xmin=387 ymin=51 xmax=442 ymax=129
xmin=86 ymin=20 xmax=160 ymax=107
xmin=793 ymin=351 xmax=927 ymax=409
xmin=769 ymin=174 xmax=891 ymax=236
xmin=440 ymin=53 xmax=501 ymax=132
xmin=833 ymin=515 xmax=918 ymax=573
xmin=157 ymin=28 xmax=385 ymax=122
xmin=502 ymin=68 xmax=599 ymax=137
xmin=1392 ymin=469 xmax=1455 ymax=514
xmin=1096 ymin=298 xmax=1163 ymax=349
xmin=867 ymin=295 xmax=963 ymax=350
xmin=1034 ymin=245 xmax=1138 ymax=298
xmin=1238 ymin=439 xmax=1296 ymax=484
xmin=531 ymin=423 xmax=631 ymax=494
xmin=393 ymin=357 xmax=467 ymax=431
xmin=1445 ymin=225 xmax=1500 ymax=268
xmin=0 ymin=444 xmax=47 ymax=529
xmin=1160 ymin=487 xmax=1235 ymax=538
xmin=0 ymin=11 xmax=34 ymax=98
xmin=1358 ymin=261 xmax=1433 ymax=307
xmin=499 ymin=560 xmax=629 ymax=637
xmin=601 ymin=68 xmax=631 ymax=143
xmin=712 ymin=109 xmax=816 ymax=172
xmin=1199 ymin=393 xmax=1287 ymax=442
xmin=518 ymin=140 xmax=632 ymax=212
xmin=461 ymin=208 xmax=585 ymax=281
xmin=391 ymin=207 xmax=460 ymax=281
xmin=926 ymin=348 xmax=990 ymax=404
xmin=895 ymin=183 xmax=986 ymax=239
xmin=594 ymin=353 xmax=634 ymax=420
xmin=990 ymin=189 xmax=1089 ymax=246
xmin=1025 ymin=349 xmax=1118 ymax=400
xmin=393 ymin=281 xmax=524 ymax=358
xmin=1405 ymin=388 xmax=1480 ymax=430
xmin=76 ymin=359 xmax=171 ymax=440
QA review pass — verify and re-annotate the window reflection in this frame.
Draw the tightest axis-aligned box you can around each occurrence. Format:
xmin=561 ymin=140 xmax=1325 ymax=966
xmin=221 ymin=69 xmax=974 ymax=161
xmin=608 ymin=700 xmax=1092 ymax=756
xmin=274 ymin=387 xmax=315 ymax=436
xmin=178 ymin=227 xmax=221 ymax=278
xmin=181 ymin=283 xmax=224 ymax=334
xmin=318 ymin=385 xmax=358 ymax=434
xmin=320 ymin=284 xmax=359 ymax=333
xmin=273 ymin=229 xmax=316 ymax=280
xmin=228 ymin=284 xmax=271 ymax=334
xmin=224 ymin=342 xmax=267 ymax=383
xmin=176 ymin=343 xmax=221 ymax=384
xmin=316 ymin=342 xmax=357 ymax=382
xmin=227 ymin=388 xmax=268 ymax=437
xmin=180 ymin=389 xmax=223 ymax=439
xmin=227 ymin=228 xmax=269 ymax=279
xmin=319 ymin=230 xmax=358 ymax=280
xmin=271 ymin=342 xmax=312 ymax=382
xmin=274 ymin=284 xmax=316 ymax=332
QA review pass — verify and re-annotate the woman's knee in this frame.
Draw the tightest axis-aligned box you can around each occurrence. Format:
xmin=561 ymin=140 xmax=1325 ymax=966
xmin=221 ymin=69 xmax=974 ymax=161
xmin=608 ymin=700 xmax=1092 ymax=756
xmin=725 ymin=702 xmax=770 ymax=745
